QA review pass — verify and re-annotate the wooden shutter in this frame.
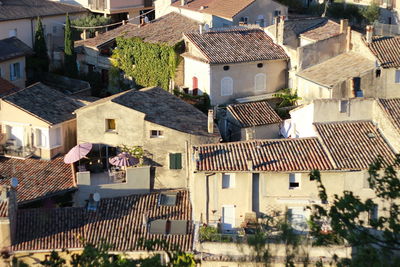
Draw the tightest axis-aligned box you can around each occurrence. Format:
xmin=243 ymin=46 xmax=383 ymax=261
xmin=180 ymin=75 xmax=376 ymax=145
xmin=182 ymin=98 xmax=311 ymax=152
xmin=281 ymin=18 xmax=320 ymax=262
xmin=169 ymin=153 xmax=182 ymax=169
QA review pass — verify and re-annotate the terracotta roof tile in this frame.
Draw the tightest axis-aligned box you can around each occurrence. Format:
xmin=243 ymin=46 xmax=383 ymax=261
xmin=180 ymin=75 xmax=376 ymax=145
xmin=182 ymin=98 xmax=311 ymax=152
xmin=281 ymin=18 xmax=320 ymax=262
xmin=0 ymin=200 xmax=8 ymax=217
xmin=13 ymin=190 xmax=193 ymax=252
xmin=184 ymin=28 xmax=289 ymax=64
xmin=0 ymin=78 xmax=21 ymax=97
xmin=227 ymin=101 xmax=282 ymax=127
xmin=378 ymin=98 xmax=400 ymax=134
xmin=75 ymin=12 xmax=200 ymax=48
xmin=367 ymin=36 xmax=400 ymax=68
xmin=0 ymin=157 xmax=76 ymax=204
xmin=0 ymin=0 xmax=86 ymax=22
xmin=171 ymin=0 xmax=255 ymax=19
xmin=300 ymin=20 xmax=341 ymax=42
xmin=195 ymin=138 xmax=334 ymax=172
xmin=315 ymin=121 xmax=396 ymax=170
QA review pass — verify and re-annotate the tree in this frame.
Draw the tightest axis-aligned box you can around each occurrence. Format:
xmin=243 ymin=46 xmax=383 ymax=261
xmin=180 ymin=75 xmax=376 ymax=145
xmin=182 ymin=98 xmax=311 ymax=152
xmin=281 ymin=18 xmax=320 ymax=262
xmin=361 ymin=1 xmax=380 ymax=24
xmin=31 ymin=17 xmax=49 ymax=73
xmin=273 ymin=88 xmax=301 ymax=107
xmin=71 ymin=15 xmax=112 ymax=38
xmin=309 ymin=156 xmax=400 ymax=266
xmin=64 ymin=13 xmax=78 ymax=78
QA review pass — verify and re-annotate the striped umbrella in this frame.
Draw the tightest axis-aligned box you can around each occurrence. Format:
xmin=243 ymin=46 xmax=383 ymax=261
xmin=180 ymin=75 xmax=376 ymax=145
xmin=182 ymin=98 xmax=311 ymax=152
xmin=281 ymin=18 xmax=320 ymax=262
xmin=109 ymin=152 xmax=139 ymax=167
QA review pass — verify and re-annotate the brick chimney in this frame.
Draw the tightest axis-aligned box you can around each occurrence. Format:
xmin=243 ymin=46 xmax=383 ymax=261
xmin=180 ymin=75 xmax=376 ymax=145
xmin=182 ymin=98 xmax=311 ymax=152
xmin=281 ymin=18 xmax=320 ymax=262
xmin=0 ymin=186 xmax=17 ymax=250
xmin=340 ymin=19 xmax=348 ymax=34
xmin=208 ymin=109 xmax=214 ymax=134
xmin=366 ymin=25 xmax=374 ymax=43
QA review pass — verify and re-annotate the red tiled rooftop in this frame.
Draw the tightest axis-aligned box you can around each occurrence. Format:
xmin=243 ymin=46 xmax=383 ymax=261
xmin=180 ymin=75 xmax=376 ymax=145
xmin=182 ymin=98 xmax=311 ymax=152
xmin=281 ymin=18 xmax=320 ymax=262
xmin=227 ymin=101 xmax=282 ymax=127
xmin=367 ymin=36 xmax=400 ymax=68
xmin=0 ymin=156 xmax=76 ymax=204
xmin=378 ymin=98 xmax=400 ymax=134
xmin=300 ymin=20 xmax=341 ymax=42
xmin=184 ymin=28 xmax=289 ymax=64
xmin=195 ymin=138 xmax=334 ymax=172
xmin=13 ymin=190 xmax=193 ymax=252
xmin=315 ymin=121 xmax=396 ymax=170
xmin=0 ymin=78 xmax=21 ymax=97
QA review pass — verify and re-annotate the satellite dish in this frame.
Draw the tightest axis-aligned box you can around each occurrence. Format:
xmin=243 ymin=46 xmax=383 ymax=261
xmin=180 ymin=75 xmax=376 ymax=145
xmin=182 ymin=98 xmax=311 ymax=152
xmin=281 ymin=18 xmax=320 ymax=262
xmin=93 ymin=192 xmax=101 ymax=202
xmin=10 ymin=177 xmax=18 ymax=188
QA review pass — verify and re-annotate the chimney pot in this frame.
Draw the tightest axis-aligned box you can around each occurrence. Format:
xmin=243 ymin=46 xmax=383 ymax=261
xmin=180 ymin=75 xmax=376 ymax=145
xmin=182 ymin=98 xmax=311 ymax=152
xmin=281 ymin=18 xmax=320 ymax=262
xmin=208 ymin=109 xmax=214 ymax=134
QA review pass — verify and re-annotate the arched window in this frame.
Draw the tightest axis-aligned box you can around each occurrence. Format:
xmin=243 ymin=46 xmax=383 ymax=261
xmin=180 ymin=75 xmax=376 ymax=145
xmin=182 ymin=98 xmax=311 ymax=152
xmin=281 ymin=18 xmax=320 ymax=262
xmin=255 ymin=73 xmax=266 ymax=91
xmin=221 ymin=77 xmax=233 ymax=96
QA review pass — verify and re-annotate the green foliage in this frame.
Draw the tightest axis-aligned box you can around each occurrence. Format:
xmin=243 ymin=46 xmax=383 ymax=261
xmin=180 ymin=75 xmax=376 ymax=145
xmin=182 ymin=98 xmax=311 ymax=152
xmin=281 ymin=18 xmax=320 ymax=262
xmin=273 ymin=88 xmax=301 ymax=108
xmin=360 ymin=1 xmax=380 ymax=24
xmin=28 ymin=17 xmax=49 ymax=73
xmin=71 ymin=15 xmax=111 ymax=36
xmin=79 ymin=71 xmax=105 ymax=97
xmin=112 ymin=37 xmax=181 ymax=90
xmin=199 ymin=225 xmax=219 ymax=242
xmin=108 ymin=66 xmax=130 ymax=94
xmin=41 ymin=251 xmax=66 ymax=267
xmin=173 ymin=90 xmax=211 ymax=114
xmin=64 ymin=13 xmax=78 ymax=78
xmin=119 ymin=145 xmax=145 ymax=161
xmin=310 ymin=156 xmax=400 ymax=265
xmin=274 ymin=0 xmax=304 ymax=12
xmin=172 ymin=252 xmax=196 ymax=267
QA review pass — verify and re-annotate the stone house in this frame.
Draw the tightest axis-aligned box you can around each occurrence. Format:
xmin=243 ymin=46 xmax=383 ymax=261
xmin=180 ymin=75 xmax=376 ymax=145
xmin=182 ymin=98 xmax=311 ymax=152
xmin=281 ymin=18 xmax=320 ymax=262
xmin=155 ymin=0 xmax=288 ymax=28
xmin=75 ymin=87 xmax=220 ymax=189
xmin=182 ymin=28 xmax=289 ymax=106
xmin=0 ymin=37 xmax=33 ymax=89
xmin=75 ymin=12 xmax=200 ymax=88
xmin=0 ymin=83 xmax=82 ymax=160
xmin=191 ymin=119 xmax=397 ymax=232
xmin=223 ymin=100 xmax=282 ymax=141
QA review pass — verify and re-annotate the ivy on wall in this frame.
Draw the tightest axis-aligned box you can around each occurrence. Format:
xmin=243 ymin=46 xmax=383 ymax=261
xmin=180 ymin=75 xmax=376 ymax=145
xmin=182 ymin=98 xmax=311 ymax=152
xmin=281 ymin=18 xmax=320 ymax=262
xmin=112 ymin=37 xmax=183 ymax=90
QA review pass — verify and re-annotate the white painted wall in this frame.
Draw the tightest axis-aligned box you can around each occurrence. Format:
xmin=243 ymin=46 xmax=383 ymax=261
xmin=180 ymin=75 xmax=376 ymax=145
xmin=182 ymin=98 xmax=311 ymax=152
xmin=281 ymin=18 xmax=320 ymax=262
xmin=183 ymin=56 xmax=211 ymax=95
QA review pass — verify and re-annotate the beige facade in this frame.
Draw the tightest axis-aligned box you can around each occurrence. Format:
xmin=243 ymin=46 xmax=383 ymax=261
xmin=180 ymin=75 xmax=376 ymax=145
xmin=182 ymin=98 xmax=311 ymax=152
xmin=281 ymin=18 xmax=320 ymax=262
xmin=76 ymin=100 xmax=219 ymax=189
xmin=0 ymin=56 xmax=27 ymax=88
xmin=0 ymin=100 xmax=77 ymax=160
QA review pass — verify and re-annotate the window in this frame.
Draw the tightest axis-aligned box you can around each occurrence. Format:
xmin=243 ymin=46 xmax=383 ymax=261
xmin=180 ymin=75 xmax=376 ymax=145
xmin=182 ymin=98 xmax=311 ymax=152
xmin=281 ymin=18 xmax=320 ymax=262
xmin=223 ymin=65 xmax=230 ymax=71
xmin=159 ymin=193 xmax=177 ymax=206
xmin=105 ymin=119 xmax=116 ymax=132
xmin=289 ymin=173 xmax=301 ymax=189
xmin=221 ymin=77 xmax=233 ymax=96
xmin=255 ymin=73 xmax=266 ymax=91
xmin=222 ymin=173 xmax=235 ymax=188
xmin=256 ymin=15 xmax=265 ymax=27
xmin=150 ymin=130 xmax=163 ymax=138
xmin=274 ymin=10 xmax=281 ymax=17
xmin=240 ymin=16 xmax=249 ymax=25
xmin=368 ymin=204 xmax=378 ymax=222
xmin=257 ymin=63 xmax=263 ymax=68
xmin=395 ymin=70 xmax=400 ymax=83
xmin=375 ymin=69 xmax=381 ymax=78
xmin=149 ymin=219 xmax=188 ymax=235
xmin=169 ymin=153 xmax=182 ymax=169
xmin=8 ymin=29 xmax=17 ymax=37
xmin=35 ymin=128 xmax=48 ymax=148
xmin=339 ymin=100 xmax=348 ymax=113
xmin=9 ymin=62 xmax=21 ymax=81
xmin=50 ymin=127 xmax=62 ymax=147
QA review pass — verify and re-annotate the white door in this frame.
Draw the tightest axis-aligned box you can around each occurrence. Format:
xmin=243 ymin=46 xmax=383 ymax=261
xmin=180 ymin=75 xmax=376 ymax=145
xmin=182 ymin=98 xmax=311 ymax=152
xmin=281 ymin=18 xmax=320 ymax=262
xmin=222 ymin=205 xmax=235 ymax=232
xmin=10 ymin=126 xmax=24 ymax=146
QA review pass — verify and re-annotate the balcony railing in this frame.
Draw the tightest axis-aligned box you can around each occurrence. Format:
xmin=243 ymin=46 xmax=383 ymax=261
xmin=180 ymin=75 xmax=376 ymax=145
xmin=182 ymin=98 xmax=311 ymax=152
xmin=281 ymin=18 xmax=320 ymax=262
xmin=1 ymin=144 xmax=35 ymax=158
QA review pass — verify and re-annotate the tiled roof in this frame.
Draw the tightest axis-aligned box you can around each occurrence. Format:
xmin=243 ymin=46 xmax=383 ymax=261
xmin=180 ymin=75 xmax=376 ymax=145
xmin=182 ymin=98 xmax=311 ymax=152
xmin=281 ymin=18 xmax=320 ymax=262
xmin=75 ymin=12 xmax=200 ymax=48
xmin=0 ymin=200 xmax=8 ymax=217
xmin=0 ymin=78 xmax=21 ymax=97
xmin=79 ymin=87 xmax=220 ymax=137
xmin=0 ymin=37 xmax=33 ymax=61
xmin=281 ymin=17 xmax=327 ymax=44
xmin=227 ymin=101 xmax=282 ymax=127
xmin=184 ymin=29 xmax=289 ymax=64
xmin=0 ymin=157 xmax=76 ymax=204
xmin=366 ymin=36 xmax=400 ymax=68
xmin=315 ymin=121 xmax=396 ymax=170
xmin=195 ymin=138 xmax=334 ymax=172
xmin=13 ymin=190 xmax=194 ymax=252
xmin=171 ymin=0 xmax=255 ymax=19
xmin=0 ymin=0 xmax=86 ymax=21
xmin=3 ymin=83 xmax=83 ymax=125
xmin=300 ymin=20 xmax=341 ymax=42
xmin=296 ymin=52 xmax=375 ymax=88
xmin=377 ymin=98 xmax=400 ymax=134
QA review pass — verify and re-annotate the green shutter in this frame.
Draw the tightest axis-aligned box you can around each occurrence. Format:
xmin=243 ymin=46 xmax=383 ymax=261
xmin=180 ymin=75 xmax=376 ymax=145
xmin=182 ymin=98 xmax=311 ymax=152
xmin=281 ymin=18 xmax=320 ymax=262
xmin=169 ymin=153 xmax=175 ymax=169
xmin=169 ymin=153 xmax=182 ymax=169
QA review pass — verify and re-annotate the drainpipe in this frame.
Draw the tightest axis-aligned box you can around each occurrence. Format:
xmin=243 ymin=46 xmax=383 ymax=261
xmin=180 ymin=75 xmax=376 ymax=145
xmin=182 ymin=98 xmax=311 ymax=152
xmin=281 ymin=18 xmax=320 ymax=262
xmin=30 ymin=18 xmax=34 ymax=47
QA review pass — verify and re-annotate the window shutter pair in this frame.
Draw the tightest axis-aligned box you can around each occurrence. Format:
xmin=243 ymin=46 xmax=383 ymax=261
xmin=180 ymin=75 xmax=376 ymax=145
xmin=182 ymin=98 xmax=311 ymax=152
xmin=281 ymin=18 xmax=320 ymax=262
xmin=169 ymin=153 xmax=182 ymax=169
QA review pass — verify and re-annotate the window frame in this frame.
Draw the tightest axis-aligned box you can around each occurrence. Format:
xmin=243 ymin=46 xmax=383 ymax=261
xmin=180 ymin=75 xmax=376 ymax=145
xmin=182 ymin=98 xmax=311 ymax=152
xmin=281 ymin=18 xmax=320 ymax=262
xmin=222 ymin=173 xmax=235 ymax=189
xmin=105 ymin=118 xmax=116 ymax=132
xmin=169 ymin=153 xmax=182 ymax=170
xmin=289 ymin=173 xmax=301 ymax=190
xmin=150 ymin=130 xmax=164 ymax=138
xmin=10 ymin=62 xmax=21 ymax=81
xmin=395 ymin=70 xmax=400 ymax=84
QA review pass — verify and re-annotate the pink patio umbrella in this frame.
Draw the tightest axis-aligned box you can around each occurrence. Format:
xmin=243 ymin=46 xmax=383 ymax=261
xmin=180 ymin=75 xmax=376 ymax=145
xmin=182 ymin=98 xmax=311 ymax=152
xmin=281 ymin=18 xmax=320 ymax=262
xmin=109 ymin=152 xmax=139 ymax=167
xmin=64 ymin=143 xmax=93 ymax=164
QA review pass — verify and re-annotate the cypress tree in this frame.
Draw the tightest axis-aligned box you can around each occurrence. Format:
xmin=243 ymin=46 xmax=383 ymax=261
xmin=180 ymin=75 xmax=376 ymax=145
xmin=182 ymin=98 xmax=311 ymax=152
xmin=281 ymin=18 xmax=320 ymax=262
xmin=64 ymin=13 xmax=78 ymax=78
xmin=33 ymin=17 xmax=49 ymax=72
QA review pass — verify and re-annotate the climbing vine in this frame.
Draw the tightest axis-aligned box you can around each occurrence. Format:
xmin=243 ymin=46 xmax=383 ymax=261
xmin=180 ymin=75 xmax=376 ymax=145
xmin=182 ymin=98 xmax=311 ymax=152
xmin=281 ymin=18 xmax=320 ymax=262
xmin=112 ymin=37 xmax=183 ymax=90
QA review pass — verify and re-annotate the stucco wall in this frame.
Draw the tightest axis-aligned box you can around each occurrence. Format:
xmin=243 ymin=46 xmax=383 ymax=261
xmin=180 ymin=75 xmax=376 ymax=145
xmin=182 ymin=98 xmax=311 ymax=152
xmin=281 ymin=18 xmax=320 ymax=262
xmin=0 ymin=56 xmax=27 ymax=88
xmin=76 ymin=101 xmax=219 ymax=189
xmin=297 ymin=77 xmax=331 ymax=103
xmin=209 ymin=60 xmax=287 ymax=105
xmin=239 ymin=124 xmax=281 ymax=141
xmin=232 ymin=0 xmax=288 ymax=27
xmin=183 ymin=56 xmax=210 ymax=94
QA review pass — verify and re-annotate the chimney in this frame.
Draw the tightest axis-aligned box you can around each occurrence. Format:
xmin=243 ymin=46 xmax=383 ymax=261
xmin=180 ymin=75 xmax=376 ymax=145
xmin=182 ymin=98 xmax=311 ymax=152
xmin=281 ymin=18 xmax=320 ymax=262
xmin=245 ymin=127 xmax=255 ymax=140
xmin=208 ymin=109 xmax=214 ymax=134
xmin=276 ymin=16 xmax=285 ymax=45
xmin=346 ymin=26 xmax=352 ymax=52
xmin=366 ymin=25 xmax=374 ymax=43
xmin=181 ymin=0 xmax=185 ymax=6
xmin=247 ymin=158 xmax=253 ymax=171
xmin=199 ymin=24 xmax=203 ymax=34
xmin=0 ymin=186 xmax=17 ymax=250
xmin=340 ymin=19 xmax=348 ymax=34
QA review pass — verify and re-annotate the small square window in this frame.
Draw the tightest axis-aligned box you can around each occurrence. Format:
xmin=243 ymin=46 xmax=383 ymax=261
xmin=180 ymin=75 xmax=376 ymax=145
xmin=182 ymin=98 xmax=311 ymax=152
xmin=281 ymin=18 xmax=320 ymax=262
xmin=289 ymin=173 xmax=301 ymax=189
xmin=105 ymin=119 xmax=116 ymax=131
xmin=339 ymin=100 xmax=348 ymax=113
xmin=150 ymin=130 xmax=163 ymax=138
xmin=222 ymin=173 xmax=235 ymax=188
xmin=395 ymin=70 xmax=400 ymax=83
